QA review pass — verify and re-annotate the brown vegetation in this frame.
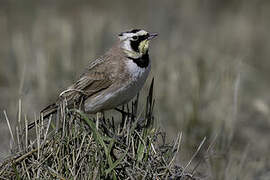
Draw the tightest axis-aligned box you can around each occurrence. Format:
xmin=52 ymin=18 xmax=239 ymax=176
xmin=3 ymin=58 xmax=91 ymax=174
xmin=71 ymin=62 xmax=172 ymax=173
xmin=1 ymin=0 xmax=270 ymax=179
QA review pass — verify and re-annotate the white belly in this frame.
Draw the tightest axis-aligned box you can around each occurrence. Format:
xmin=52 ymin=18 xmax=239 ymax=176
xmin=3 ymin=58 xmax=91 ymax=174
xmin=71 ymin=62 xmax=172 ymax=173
xmin=84 ymin=60 xmax=151 ymax=113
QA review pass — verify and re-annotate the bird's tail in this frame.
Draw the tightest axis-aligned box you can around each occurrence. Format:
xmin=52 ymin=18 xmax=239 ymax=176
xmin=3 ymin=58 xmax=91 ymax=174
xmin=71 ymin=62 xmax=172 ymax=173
xmin=27 ymin=103 xmax=58 ymax=130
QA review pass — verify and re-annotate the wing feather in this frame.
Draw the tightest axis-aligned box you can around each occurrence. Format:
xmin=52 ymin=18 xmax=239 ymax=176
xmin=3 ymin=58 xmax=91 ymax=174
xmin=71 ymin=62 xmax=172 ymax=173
xmin=59 ymin=56 xmax=113 ymax=104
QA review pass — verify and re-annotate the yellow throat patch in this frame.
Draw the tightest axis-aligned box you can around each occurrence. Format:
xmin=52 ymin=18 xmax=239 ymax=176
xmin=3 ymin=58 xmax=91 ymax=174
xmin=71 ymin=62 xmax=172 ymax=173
xmin=139 ymin=40 xmax=149 ymax=55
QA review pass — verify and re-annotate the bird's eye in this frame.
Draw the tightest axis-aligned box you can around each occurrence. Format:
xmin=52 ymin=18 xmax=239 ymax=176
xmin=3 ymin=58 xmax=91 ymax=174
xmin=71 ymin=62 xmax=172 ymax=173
xmin=132 ymin=36 xmax=139 ymax=40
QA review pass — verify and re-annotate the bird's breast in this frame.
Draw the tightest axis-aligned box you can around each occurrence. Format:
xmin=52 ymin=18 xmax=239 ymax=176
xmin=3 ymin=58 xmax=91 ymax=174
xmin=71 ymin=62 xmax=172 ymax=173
xmin=125 ymin=59 xmax=151 ymax=82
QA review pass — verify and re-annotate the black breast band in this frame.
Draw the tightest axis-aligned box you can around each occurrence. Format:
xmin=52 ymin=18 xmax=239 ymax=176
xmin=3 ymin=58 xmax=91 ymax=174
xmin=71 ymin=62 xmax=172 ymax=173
xmin=127 ymin=52 xmax=149 ymax=68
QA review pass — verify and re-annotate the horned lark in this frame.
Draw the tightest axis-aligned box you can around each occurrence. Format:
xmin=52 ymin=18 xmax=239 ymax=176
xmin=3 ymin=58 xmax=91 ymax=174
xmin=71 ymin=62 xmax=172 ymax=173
xmin=36 ymin=29 xmax=157 ymax=123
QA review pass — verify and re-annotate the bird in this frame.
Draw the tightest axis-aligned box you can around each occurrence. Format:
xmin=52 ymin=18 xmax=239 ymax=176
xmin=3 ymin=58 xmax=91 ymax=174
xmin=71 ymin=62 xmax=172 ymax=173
xmin=28 ymin=29 xmax=158 ymax=129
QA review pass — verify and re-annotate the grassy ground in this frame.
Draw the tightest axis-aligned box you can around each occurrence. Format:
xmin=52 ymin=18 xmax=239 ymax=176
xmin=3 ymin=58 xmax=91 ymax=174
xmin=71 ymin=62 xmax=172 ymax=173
xmin=0 ymin=80 xmax=201 ymax=179
xmin=1 ymin=0 xmax=270 ymax=179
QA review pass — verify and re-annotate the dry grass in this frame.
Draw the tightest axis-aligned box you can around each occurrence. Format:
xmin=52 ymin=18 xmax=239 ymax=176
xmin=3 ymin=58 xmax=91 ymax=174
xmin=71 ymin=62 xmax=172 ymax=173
xmin=1 ymin=0 xmax=270 ymax=179
xmin=0 ymin=80 xmax=202 ymax=179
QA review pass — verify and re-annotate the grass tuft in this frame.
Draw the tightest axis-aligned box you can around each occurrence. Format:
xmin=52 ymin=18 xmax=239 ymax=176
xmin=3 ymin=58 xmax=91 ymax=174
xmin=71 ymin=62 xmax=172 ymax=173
xmin=0 ymin=78 xmax=200 ymax=179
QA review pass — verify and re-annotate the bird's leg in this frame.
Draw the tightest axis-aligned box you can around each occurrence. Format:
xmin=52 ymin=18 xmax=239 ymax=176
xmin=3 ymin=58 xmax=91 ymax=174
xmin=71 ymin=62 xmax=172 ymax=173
xmin=115 ymin=107 xmax=128 ymax=116
xmin=101 ymin=111 xmax=106 ymax=124
xmin=114 ymin=107 xmax=135 ymax=119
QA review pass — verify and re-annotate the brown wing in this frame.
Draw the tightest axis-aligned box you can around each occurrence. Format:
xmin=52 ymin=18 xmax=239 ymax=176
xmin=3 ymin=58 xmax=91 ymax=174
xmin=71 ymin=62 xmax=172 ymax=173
xmin=59 ymin=56 xmax=113 ymax=105
xmin=60 ymin=73 xmax=112 ymax=104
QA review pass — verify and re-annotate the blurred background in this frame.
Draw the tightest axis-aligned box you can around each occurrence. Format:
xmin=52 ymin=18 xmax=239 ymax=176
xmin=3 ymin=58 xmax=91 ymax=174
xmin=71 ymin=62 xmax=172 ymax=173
xmin=1 ymin=0 xmax=270 ymax=179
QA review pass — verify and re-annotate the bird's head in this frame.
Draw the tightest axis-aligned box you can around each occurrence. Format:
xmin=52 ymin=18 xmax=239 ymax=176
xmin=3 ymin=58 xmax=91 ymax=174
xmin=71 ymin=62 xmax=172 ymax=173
xmin=118 ymin=29 xmax=158 ymax=59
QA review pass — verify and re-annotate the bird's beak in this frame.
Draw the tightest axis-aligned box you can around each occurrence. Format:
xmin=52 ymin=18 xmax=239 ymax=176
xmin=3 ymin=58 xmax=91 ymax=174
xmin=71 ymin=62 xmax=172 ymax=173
xmin=148 ymin=33 xmax=158 ymax=40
